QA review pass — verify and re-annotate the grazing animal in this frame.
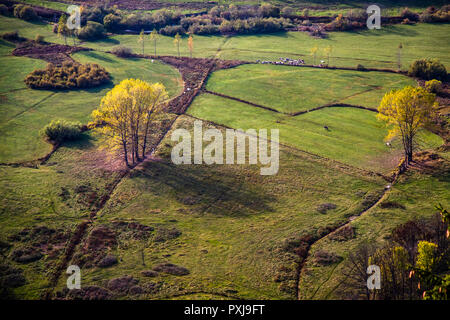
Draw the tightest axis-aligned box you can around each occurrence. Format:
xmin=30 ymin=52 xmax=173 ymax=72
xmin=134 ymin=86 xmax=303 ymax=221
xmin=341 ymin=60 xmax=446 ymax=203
xmin=324 ymin=126 xmax=329 ymax=131
xmin=386 ymin=142 xmax=391 ymax=147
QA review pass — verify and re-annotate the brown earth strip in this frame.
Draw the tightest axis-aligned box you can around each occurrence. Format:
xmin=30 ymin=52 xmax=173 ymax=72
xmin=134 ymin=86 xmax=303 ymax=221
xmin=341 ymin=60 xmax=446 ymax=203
xmin=12 ymin=40 xmax=90 ymax=64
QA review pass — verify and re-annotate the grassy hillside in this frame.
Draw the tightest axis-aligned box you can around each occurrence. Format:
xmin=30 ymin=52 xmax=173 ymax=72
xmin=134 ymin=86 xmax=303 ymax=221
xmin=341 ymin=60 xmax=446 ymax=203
xmin=1 ymin=16 xmax=449 ymax=70
xmin=51 ymin=115 xmax=387 ymax=299
xmin=0 ymin=43 xmax=182 ymax=163
xmin=205 ymin=64 xmax=415 ymax=113
xmin=187 ymin=93 xmax=442 ymax=173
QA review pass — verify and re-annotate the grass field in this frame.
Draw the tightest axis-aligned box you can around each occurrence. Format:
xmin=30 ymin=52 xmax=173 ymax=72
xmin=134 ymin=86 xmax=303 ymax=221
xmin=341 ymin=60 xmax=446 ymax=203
xmin=50 ymin=115 xmax=388 ymax=299
xmin=0 ymin=11 xmax=448 ymax=301
xmin=205 ymin=64 xmax=416 ymax=113
xmin=0 ymin=44 xmax=182 ymax=163
xmin=187 ymin=93 xmax=442 ymax=173
xmin=1 ymin=16 xmax=449 ymax=70
xmin=299 ymin=166 xmax=450 ymax=299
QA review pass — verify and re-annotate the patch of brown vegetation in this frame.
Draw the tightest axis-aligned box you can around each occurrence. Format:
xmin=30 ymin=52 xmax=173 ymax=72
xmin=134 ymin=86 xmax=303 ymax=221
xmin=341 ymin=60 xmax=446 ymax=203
xmin=329 ymin=224 xmax=355 ymax=241
xmin=409 ymin=151 xmax=448 ymax=174
xmin=152 ymin=263 xmax=190 ymax=276
xmin=110 ymin=220 xmax=154 ymax=240
xmin=71 ymin=225 xmax=117 ymax=268
xmin=12 ymin=40 xmax=90 ymax=64
xmin=313 ymin=250 xmax=342 ymax=265
xmin=56 ymin=285 xmax=112 ymax=300
xmin=59 ymin=0 xmax=213 ymax=11
xmin=7 ymin=226 xmax=70 ymax=263
xmin=138 ymin=55 xmax=246 ymax=114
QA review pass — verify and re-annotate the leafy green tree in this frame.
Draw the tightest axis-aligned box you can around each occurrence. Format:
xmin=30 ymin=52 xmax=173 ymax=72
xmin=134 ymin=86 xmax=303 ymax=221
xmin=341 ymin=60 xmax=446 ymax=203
xmin=138 ymin=29 xmax=145 ymax=55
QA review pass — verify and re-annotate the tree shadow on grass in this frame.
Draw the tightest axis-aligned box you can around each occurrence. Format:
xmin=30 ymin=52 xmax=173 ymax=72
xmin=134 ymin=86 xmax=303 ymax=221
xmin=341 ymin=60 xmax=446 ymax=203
xmin=352 ymin=24 xmax=419 ymax=37
xmin=78 ymin=51 xmax=116 ymax=63
xmin=61 ymin=132 xmax=95 ymax=150
xmin=134 ymin=160 xmax=276 ymax=217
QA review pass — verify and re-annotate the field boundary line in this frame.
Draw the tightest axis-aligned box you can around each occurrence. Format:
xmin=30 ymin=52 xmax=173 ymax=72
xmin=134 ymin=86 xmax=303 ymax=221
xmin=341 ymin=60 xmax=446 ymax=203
xmin=183 ymin=113 xmax=392 ymax=182
xmin=202 ymin=90 xmax=378 ymax=116
xmin=4 ymin=91 xmax=57 ymax=124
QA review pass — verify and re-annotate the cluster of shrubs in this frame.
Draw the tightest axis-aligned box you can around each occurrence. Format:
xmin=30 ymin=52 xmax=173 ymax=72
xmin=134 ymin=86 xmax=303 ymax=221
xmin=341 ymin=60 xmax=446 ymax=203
xmin=419 ymin=5 xmax=450 ymax=23
xmin=0 ymin=4 xmax=8 ymax=16
xmin=13 ymin=4 xmax=38 ymax=21
xmin=324 ymin=14 xmax=365 ymax=31
xmin=1 ymin=30 xmax=20 ymax=41
xmin=41 ymin=119 xmax=83 ymax=144
xmin=111 ymin=45 xmax=133 ymax=58
xmin=77 ymin=21 xmax=106 ymax=40
xmin=408 ymin=58 xmax=448 ymax=81
xmin=425 ymin=79 xmax=443 ymax=94
xmin=25 ymin=61 xmax=110 ymax=90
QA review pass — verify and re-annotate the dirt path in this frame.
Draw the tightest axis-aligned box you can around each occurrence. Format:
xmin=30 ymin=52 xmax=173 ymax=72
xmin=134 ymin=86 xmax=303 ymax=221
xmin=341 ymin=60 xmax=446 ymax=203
xmin=295 ymin=161 xmax=405 ymax=300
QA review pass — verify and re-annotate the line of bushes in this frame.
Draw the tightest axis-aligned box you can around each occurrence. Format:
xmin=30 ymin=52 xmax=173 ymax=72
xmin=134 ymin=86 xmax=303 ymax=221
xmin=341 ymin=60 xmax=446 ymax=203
xmin=24 ymin=61 xmax=110 ymax=90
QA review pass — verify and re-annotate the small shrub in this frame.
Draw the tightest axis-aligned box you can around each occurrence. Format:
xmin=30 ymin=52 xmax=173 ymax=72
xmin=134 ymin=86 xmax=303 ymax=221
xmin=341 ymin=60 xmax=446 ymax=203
xmin=379 ymin=201 xmax=406 ymax=210
xmin=317 ymin=203 xmax=337 ymax=214
xmin=1 ymin=31 xmax=19 ymax=41
xmin=408 ymin=58 xmax=448 ymax=81
xmin=356 ymin=64 xmax=366 ymax=71
xmin=77 ymin=21 xmax=105 ymax=40
xmin=425 ymin=79 xmax=443 ymax=93
xmin=400 ymin=7 xmax=419 ymax=21
xmin=41 ymin=120 xmax=82 ymax=143
xmin=35 ymin=34 xmax=44 ymax=43
xmin=97 ymin=255 xmax=118 ymax=268
xmin=0 ymin=4 xmax=9 ymax=16
xmin=111 ymin=45 xmax=133 ymax=58
xmin=314 ymin=250 xmax=342 ymax=265
xmin=159 ymin=25 xmax=186 ymax=36
xmin=103 ymin=13 xmax=121 ymax=31
xmin=14 ymin=5 xmax=38 ymax=21
xmin=152 ymin=263 xmax=189 ymax=276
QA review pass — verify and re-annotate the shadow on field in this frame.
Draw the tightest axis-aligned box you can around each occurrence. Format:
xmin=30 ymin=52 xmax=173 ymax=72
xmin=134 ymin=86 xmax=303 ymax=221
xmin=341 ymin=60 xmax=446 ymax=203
xmin=353 ymin=25 xmax=418 ymax=37
xmin=62 ymin=133 xmax=95 ymax=150
xmin=81 ymin=51 xmax=116 ymax=63
xmin=135 ymin=160 xmax=275 ymax=216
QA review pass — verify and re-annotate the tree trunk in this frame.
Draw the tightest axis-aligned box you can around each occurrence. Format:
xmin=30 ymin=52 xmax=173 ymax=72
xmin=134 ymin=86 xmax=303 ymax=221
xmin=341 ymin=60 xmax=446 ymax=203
xmin=122 ymin=140 xmax=129 ymax=167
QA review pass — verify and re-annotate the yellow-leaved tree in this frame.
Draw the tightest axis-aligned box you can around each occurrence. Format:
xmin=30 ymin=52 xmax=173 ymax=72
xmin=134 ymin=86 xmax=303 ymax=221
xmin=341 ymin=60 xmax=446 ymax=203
xmin=377 ymin=86 xmax=437 ymax=164
xmin=150 ymin=28 xmax=159 ymax=56
xmin=187 ymin=34 xmax=194 ymax=58
xmin=138 ymin=29 xmax=145 ymax=55
xmin=174 ymin=32 xmax=181 ymax=57
xmin=91 ymin=79 xmax=168 ymax=167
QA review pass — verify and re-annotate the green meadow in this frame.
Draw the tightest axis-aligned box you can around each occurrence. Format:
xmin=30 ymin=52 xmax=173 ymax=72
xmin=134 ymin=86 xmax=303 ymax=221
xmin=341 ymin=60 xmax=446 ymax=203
xmin=0 ymin=11 xmax=448 ymax=300
xmin=1 ymin=16 xmax=449 ymax=70
xmin=53 ymin=115 xmax=387 ymax=299
xmin=187 ymin=93 xmax=442 ymax=173
xmin=205 ymin=64 xmax=416 ymax=113
xmin=0 ymin=43 xmax=182 ymax=163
